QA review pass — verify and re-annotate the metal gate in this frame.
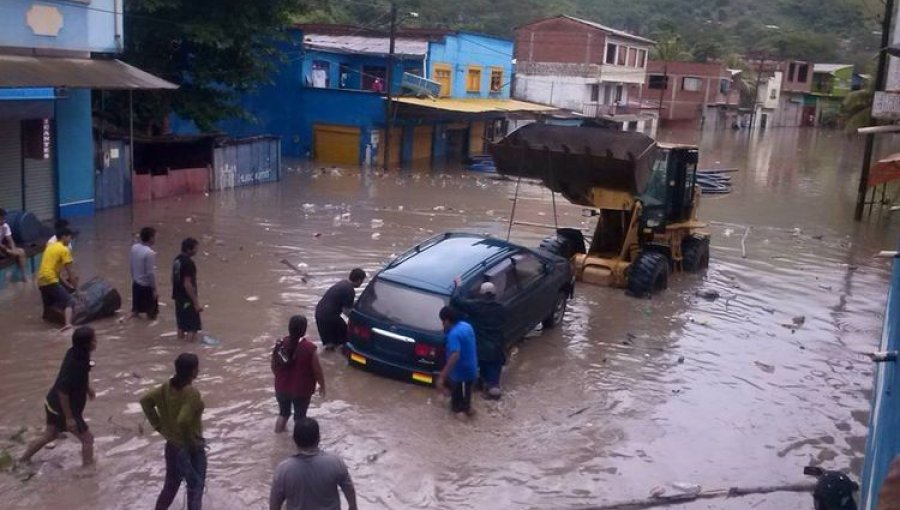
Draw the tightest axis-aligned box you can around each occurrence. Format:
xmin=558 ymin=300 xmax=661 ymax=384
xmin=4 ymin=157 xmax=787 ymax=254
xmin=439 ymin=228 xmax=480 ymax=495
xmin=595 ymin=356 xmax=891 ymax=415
xmin=211 ymin=136 xmax=280 ymax=191
xmin=0 ymin=121 xmax=23 ymax=211
xmin=95 ymin=139 xmax=132 ymax=210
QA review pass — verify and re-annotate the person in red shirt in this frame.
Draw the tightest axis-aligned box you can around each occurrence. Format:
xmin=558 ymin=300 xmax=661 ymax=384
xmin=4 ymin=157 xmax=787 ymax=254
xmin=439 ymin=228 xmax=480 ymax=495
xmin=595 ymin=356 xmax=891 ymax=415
xmin=272 ymin=315 xmax=325 ymax=433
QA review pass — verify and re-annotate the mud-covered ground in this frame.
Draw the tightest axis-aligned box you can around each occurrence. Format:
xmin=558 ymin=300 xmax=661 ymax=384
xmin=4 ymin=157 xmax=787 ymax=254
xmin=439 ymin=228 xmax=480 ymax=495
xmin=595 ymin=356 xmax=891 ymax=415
xmin=1 ymin=128 xmax=898 ymax=509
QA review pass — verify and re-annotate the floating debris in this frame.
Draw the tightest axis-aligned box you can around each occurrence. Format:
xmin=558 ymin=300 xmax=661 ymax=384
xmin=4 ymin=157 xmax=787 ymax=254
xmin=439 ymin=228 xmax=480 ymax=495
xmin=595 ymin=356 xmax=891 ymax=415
xmin=695 ymin=289 xmax=720 ymax=301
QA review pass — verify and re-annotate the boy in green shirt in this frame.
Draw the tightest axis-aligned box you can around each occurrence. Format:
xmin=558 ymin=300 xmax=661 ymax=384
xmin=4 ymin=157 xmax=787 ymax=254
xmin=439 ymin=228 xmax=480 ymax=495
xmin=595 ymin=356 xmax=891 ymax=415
xmin=140 ymin=353 xmax=206 ymax=510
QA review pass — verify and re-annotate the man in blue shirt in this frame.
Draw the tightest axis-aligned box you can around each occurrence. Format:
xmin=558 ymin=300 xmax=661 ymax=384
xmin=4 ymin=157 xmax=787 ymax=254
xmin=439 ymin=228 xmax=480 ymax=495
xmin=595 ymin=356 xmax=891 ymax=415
xmin=436 ymin=306 xmax=478 ymax=418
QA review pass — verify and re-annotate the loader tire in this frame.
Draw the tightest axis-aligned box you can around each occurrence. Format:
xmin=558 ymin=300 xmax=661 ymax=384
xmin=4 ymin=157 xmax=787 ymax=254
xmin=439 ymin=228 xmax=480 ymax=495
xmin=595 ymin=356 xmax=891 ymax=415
xmin=626 ymin=252 xmax=669 ymax=298
xmin=682 ymin=236 xmax=710 ymax=272
xmin=539 ymin=231 xmax=585 ymax=260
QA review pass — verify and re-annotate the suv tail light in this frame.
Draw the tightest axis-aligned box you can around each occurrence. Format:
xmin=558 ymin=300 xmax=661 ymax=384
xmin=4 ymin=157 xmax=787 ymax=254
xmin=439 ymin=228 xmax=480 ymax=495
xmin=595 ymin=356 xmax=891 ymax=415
xmin=414 ymin=342 xmax=439 ymax=359
xmin=349 ymin=323 xmax=371 ymax=342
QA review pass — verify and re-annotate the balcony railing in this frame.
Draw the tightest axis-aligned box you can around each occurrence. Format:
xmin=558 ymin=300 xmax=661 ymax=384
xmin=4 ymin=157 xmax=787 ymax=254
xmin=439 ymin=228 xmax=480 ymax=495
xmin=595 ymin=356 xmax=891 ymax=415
xmin=582 ymin=102 xmax=636 ymax=117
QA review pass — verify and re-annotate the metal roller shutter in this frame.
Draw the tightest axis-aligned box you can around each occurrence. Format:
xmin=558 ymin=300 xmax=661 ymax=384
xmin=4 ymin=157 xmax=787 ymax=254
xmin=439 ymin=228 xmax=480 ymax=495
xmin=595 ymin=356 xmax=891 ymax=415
xmin=373 ymin=128 xmax=402 ymax=168
xmin=387 ymin=128 xmax=401 ymax=168
xmin=0 ymin=121 xmax=23 ymax=211
xmin=314 ymin=124 xmax=361 ymax=166
xmin=468 ymin=121 xmax=485 ymax=156
xmin=412 ymin=125 xmax=433 ymax=163
xmin=24 ymin=150 xmax=55 ymax=220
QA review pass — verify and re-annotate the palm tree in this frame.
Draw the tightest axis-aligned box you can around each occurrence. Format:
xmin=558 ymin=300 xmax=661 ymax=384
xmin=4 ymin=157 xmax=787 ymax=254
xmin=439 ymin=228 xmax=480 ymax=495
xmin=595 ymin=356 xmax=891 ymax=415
xmin=842 ymin=84 xmax=873 ymax=134
xmin=654 ymin=36 xmax=693 ymax=61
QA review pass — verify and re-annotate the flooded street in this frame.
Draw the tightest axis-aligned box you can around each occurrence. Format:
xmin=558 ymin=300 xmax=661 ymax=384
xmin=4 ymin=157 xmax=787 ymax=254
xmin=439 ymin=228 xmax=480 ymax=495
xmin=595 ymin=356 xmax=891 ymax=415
xmin=1 ymin=127 xmax=899 ymax=509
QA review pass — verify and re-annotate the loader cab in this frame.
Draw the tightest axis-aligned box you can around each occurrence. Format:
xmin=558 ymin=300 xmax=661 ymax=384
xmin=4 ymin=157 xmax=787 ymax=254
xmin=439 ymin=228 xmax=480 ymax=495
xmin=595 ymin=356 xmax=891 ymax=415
xmin=640 ymin=145 xmax=699 ymax=229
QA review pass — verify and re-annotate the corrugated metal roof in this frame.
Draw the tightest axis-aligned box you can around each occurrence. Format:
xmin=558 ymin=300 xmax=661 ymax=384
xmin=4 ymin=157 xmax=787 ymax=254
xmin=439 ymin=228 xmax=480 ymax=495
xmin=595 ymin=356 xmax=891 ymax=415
xmin=562 ymin=16 xmax=656 ymax=45
xmin=304 ymin=34 xmax=428 ymax=57
xmin=0 ymin=55 xmax=177 ymax=89
xmin=393 ymin=97 xmax=555 ymax=113
xmin=814 ymin=63 xmax=853 ymax=74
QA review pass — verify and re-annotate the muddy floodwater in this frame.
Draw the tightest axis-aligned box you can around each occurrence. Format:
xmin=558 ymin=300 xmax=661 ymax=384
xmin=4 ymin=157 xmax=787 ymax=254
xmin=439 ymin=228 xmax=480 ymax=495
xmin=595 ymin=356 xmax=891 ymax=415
xmin=1 ymin=128 xmax=899 ymax=509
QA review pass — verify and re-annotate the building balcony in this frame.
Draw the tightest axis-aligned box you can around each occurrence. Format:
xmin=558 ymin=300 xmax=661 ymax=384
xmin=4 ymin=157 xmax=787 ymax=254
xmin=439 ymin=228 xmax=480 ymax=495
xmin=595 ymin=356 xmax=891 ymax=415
xmin=582 ymin=102 xmax=636 ymax=117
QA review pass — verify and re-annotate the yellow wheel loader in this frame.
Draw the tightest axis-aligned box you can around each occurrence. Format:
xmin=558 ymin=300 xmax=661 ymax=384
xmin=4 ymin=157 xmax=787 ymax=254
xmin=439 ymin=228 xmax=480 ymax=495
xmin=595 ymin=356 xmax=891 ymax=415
xmin=490 ymin=123 xmax=709 ymax=297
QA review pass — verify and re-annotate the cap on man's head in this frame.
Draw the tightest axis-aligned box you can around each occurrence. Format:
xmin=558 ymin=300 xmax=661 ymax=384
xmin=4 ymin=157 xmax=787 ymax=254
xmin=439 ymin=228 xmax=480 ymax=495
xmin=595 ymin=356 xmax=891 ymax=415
xmin=480 ymin=282 xmax=496 ymax=296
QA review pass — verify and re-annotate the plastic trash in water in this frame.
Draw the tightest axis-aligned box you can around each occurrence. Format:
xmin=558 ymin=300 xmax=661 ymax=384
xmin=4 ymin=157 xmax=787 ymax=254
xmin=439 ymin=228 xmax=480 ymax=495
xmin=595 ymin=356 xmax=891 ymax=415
xmin=201 ymin=335 xmax=221 ymax=346
xmin=670 ymin=482 xmax=702 ymax=496
xmin=371 ymin=219 xmax=384 ymax=229
xmin=245 ymin=296 xmax=259 ymax=302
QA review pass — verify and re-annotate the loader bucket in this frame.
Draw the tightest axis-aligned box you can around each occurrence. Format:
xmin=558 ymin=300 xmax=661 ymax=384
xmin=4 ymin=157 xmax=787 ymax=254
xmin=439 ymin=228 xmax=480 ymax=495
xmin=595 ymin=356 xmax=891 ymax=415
xmin=489 ymin=123 xmax=659 ymax=207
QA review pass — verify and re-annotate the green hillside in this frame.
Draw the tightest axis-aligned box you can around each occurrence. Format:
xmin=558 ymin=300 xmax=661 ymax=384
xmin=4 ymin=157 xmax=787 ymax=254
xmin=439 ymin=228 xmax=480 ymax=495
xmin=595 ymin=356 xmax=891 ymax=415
xmin=316 ymin=0 xmax=882 ymax=69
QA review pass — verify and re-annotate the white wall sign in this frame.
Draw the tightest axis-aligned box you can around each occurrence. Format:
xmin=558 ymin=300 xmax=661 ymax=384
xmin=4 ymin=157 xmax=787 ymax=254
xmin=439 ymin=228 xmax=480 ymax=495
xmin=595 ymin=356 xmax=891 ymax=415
xmin=42 ymin=118 xmax=51 ymax=159
xmin=872 ymin=91 xmax=900 ymax=119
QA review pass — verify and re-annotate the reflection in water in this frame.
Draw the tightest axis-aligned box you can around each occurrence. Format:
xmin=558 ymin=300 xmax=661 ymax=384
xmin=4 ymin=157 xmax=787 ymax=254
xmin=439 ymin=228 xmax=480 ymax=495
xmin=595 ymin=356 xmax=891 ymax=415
xmin=0 ymin=127 xmax=898 ymax=509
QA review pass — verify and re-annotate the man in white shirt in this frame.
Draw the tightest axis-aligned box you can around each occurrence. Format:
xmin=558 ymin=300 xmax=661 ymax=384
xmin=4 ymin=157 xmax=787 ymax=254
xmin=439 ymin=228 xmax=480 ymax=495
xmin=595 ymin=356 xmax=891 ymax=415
xmin=124 ymin=227 xmax=159 ymax=321
xmin=0 ymin=209 xmax=28 ymax=282
xmin=47 ymin=219 xmax=73 ymax=252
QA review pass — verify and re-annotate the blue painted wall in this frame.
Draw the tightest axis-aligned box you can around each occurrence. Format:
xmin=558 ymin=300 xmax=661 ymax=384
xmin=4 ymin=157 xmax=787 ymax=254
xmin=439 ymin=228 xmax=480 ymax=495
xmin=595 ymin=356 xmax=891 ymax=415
xmin=860 ymin=248 xmax=900 ymax=510
xmin=428 ymin=33 xmax=514 ymax=98
xmin=204 ymin=39 xmax=387 ymax=161
xmin=183 ymin=29 xmax=515 ymax=165
xmin=302 ymin=48 xmax=423 ymax=95
xmin=0 ymin=0 xmax=121 ymax=53
xmin=55 ymin=89 xmax=94 ymax=217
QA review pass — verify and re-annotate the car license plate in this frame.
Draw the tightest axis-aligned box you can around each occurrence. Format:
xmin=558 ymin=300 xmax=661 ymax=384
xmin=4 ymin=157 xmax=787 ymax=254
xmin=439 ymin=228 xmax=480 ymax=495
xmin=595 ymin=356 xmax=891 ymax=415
xmin=350 ymin=353 xmax=367 ymax=365
xmin=412 ymin=372 xmax=433 ymax=384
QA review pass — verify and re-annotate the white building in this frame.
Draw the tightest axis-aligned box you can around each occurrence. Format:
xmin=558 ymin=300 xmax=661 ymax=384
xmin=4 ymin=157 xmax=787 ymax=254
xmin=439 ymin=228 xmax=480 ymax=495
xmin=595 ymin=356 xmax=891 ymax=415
xmin=753 ymin=71 xmax=783 ymax=130
xmin=513 ymin=15 xmax=657 ymax=136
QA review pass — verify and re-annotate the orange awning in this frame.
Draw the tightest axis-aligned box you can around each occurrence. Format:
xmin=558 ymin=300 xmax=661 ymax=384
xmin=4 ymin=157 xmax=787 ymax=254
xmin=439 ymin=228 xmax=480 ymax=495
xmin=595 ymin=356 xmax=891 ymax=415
xmin=871 ymin=153 xmax=900 ymax=186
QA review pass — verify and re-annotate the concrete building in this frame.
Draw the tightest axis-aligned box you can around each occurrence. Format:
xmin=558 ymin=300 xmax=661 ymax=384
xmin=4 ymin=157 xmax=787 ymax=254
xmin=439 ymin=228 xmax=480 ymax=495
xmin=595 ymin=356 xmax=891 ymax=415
xmin=771 ymin=60 xmax=813 ymax=127
xmin=753 ymin=71 xmax=784 ymax=130
xmin=0 ymin=0 xmax=173 ymax=219
xmin=808 ymin=63 xmax=854 ymax=127
xmin=636 ymin=60 xmax=739 ymax=128
xmin=194 ymin=25 xmax=551 ymax=168
xmin=513 ymin=15 xmax=657 ymax=135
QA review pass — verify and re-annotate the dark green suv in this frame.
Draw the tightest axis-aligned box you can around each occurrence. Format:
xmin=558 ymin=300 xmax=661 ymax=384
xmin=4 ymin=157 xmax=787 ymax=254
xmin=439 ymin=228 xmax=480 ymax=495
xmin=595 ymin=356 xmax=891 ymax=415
xmin=346 ymin=232 xmax=574 ymax=385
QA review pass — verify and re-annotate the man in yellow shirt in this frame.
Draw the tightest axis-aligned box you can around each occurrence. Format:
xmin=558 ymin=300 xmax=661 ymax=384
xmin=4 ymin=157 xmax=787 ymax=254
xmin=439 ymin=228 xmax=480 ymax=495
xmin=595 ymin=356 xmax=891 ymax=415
xmin=38 ymin=227 xmax=78 ymax=330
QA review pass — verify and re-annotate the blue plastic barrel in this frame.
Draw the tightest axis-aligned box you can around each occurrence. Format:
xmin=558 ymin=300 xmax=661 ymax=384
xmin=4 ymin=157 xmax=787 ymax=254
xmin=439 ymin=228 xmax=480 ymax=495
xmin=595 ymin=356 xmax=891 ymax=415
xmin=5 ymin=210 xmax=44 ymax=245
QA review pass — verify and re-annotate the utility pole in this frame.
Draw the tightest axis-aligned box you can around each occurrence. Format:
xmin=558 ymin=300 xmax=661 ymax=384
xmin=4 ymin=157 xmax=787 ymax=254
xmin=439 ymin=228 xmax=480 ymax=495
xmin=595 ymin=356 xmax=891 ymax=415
xmin=749 ymin=55 xmax=765 ymax=130
xmin=855 ymin=0 xmax=895 ymax=220
xmin=382 ymin=2 xmax=398 ymax=171
xmin=657 ymin=61 xmax=667 ymax=128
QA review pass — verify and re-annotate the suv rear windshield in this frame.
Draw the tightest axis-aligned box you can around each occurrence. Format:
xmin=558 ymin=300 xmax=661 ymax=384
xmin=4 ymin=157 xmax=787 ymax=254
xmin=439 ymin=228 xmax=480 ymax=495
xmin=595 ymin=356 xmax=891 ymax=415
xmin=357 ymin=279 xmax=448 ymax=333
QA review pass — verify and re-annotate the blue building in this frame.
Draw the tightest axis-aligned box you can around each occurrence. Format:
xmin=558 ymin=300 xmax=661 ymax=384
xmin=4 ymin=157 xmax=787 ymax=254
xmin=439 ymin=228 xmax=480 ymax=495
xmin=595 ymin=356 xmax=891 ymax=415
xmin=0 ymin=0 xmax=173 ymax=219
xmin=201 ymin=24 xmax=551 ymax=168
xmin=859 ymin=248 xmax=900 ymax=509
